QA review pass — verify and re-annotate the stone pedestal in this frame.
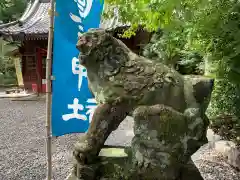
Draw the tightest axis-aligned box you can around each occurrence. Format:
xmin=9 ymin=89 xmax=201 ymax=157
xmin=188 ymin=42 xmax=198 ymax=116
xmin=67 ymin=146 xmax=203 ymax=180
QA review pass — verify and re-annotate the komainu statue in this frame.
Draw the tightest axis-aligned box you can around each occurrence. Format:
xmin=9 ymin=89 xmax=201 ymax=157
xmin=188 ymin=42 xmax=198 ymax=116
xmin=69 ymin=28 xmax=214 ymax=180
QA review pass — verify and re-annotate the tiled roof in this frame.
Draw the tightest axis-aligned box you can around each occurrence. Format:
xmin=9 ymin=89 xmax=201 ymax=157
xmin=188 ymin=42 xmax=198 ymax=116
xmin=0 ymin=0 xmax=49 ymax=37
xmin=0 ymin=0 xmax=128 ymax=39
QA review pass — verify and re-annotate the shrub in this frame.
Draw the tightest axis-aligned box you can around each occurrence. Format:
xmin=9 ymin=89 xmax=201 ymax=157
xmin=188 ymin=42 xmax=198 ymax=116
xmin=207 ymin=79 xmax=240 ymax=145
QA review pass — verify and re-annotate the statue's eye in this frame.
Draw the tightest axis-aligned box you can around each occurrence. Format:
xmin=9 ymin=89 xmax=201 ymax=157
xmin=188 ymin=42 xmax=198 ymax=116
xmin=85 ymin=36 xmax=91 ymax=43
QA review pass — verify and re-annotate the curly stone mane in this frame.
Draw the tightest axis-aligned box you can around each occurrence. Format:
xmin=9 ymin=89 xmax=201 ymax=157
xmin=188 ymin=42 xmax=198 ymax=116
xmin=76 ymin=29 xmax=130 ymax=77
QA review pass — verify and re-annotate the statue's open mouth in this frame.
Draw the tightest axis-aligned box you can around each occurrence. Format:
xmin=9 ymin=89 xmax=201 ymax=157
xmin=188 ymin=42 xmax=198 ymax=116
xmin=78 ymin=54 xmax=87 ymax=65
xmin=76 ymin=42 xmax=91 ymax=65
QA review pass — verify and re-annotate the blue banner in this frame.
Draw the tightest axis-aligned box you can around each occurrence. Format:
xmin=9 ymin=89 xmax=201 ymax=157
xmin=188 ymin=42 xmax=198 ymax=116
xmin=52 ymin=0 xmax=104 ymax=136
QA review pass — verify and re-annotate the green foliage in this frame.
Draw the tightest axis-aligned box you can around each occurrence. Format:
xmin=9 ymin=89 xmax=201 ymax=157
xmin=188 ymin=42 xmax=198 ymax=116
xmin=0 ymin=38 xmax=20 ymax=56
xmin=0 ymin=38 xmax=19 ymax=85
xmin=177 ymin=51 xmax=204 ymax=75
xmin=207 ymin=79 xmax=240 ymax=119
xmin=0 ymin=57 xmax=17 ymax=85
xmin=206 ymin=79 xmax=240 ymax=145
xmin=104 ymin=0 xmax=240 ymax=63
xmin=0 ymin=56 xmax=17 ymax=85
xmin=0 ymin=0 xmax=27 ymax=23
xmin=210 ymin=114 xmax=240 ymax=145
xmin=142 ymin=29 xmax=204 ymax=74
xmin=142 ymin=29 xmax=183 ymax=67
xmin=104 ymin=0 xmax=219 ymax=74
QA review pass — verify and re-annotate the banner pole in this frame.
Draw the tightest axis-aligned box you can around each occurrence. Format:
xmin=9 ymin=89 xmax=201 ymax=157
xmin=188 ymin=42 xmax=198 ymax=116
xmin=46 ymin=0 xmax=55 ymax=179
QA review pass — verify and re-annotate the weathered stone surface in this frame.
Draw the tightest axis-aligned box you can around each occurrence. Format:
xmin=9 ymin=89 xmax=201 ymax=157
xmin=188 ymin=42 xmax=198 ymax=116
xmin=214 ymin=140 xmax=235 ymax=157
xmin=206 ymin=129 xmax=221 ymax=142
xmin=211 ymin=140 xmax=240 ymax=170
xmin=228 ymin=146 xmax=240 ymax=170
xmin=131 ymin=104 xmax=206 ymax=180
xmin=67 ymin=147 xmax=131 ymax=180
xmin=67 ymin=147 xmax=205 ymax=180
xmin=71 ymin=29 xmax=214 ymax=179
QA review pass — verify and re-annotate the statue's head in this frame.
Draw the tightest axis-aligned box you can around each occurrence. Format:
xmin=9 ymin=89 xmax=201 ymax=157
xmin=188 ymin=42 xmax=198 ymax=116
xmin=76 ymin=28 xmax=129 ymax=76
xmin=76 ymin=28 xmax=110 ymax=62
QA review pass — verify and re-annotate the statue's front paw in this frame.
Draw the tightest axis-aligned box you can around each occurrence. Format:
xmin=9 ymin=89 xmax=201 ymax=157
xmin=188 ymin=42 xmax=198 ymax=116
xmin=133 ymin=157 xmax=151 ymax=170
xmin=133 ymin=150 xmax=151 ymax=170
xmin=73 ymin=141 xmax=95 ymax=164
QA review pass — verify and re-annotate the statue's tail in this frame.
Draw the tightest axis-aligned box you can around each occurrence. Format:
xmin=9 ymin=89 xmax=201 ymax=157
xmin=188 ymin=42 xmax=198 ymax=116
xmin=184 ymin=75 xmax=214 ymax=112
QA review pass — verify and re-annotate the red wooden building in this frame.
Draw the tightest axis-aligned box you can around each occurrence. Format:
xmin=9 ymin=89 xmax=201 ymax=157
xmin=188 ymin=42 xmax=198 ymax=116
xmin=0 ymin=0 xmax=151 ymax=93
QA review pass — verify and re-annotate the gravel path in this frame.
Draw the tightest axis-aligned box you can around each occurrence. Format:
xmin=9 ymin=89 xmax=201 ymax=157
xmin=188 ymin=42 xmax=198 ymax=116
xmin=0 ymin=98 xmax=134 ymax=180
xmin=0 ymin=99 xmax=78 ymax=180
xmin=192 ymin=144 xmax=240 ymax=180
xmin=0 ymin=98 xmax=239 ymax=180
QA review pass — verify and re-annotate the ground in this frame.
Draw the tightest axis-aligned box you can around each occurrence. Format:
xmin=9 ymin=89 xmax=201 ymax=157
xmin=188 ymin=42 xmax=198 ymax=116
xmin=0 ymin=98 xmax=133 ymax=180
xmin=0 ymin=98 xmax=239 ymax=180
